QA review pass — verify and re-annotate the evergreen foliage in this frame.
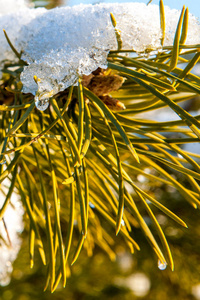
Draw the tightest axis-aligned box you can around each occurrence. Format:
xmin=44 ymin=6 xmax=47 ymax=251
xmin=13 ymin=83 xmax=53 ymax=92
xmin=0 ymin=1 xmax=200 ymax=291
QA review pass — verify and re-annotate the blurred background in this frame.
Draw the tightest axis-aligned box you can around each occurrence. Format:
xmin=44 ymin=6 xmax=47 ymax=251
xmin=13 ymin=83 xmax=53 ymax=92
xmin=0 ymin=0 xmax=200 ymax=299
xmin=2 ymin=175 xmax=200 ymax=300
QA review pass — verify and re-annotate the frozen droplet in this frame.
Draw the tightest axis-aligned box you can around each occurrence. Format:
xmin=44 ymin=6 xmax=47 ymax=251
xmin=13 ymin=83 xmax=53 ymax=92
xmin=34 ymin=95 xmax=49 ymax=111
xmin=89 ymin=202 xmax=95 ymax=209
xmin=121 ymin=219 xmax=125 ymax=226
xmin=0 ymin=159 xmax=6 ymax=165
xmin=158 ymin=260 xmax=167 ymax=270
xmin=81 ymin=230 xmax=87 ymax=238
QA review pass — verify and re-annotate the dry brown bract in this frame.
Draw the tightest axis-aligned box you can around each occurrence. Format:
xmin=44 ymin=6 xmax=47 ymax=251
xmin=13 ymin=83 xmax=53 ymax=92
xmin=82 ymin=68 xmax=125 ymax=111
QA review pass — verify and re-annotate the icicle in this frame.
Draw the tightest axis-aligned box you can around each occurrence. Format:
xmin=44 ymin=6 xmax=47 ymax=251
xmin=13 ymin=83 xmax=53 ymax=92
xmin=34 ymin=95 xmax=49 ymax=111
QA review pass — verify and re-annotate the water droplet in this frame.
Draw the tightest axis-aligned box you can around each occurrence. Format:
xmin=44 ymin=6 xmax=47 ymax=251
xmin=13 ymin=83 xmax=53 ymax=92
xmin=34 ymin=95 xmax=49 ymax=111
xmin=121 ymin=219 xmax=125 ymax=226
xmin=158 ymin=260 xmax=167 ymax=270
xmin=0 ymin=159 xmax=6 ymax=165
xmin=81 ymin=230 xmax=87 ymax=238
xmin=89 ymin=202 xmax=95 ymax=209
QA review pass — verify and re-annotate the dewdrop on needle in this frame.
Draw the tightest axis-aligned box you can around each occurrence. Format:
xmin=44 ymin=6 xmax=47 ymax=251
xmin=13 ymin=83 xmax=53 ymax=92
xmin=158 ymin=260 xmax=167 ymax=270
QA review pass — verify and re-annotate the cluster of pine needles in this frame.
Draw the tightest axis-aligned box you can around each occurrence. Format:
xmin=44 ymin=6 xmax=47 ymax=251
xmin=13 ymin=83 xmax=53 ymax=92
xmin=0 ymin=0 xmax=200 ymax=291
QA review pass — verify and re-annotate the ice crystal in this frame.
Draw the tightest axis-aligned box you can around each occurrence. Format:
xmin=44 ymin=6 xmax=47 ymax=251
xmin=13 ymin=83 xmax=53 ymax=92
xmin=0 ymin=2 xmax=200 ymax=98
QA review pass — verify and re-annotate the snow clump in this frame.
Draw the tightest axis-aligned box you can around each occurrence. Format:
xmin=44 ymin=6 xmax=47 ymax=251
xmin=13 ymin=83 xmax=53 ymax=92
xmin=0 ymin=2 xmax=200 ymax=101
xmin=0 ymin=178 xmax=24 ymax=286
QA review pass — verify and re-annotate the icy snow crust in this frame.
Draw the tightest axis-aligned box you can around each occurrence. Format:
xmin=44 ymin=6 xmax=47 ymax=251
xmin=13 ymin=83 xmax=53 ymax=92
xmin=0 ymin=7 xmax=46 ymax=77
xmin=0 ymin=2 xmax=200 ymax=98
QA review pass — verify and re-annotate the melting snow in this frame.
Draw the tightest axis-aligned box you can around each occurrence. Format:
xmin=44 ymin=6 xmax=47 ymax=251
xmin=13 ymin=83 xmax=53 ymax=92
xmin=0 ymin=6 xmax=46 ymax=77
xmin=0 ymin=1 xmax=200 ymax=101
xmin=0 ymin=178 xmax=24 ymax=286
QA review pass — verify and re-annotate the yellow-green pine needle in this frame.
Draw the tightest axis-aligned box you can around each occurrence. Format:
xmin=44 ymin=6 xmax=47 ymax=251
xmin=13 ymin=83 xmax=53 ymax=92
xmin=74 ymin=166 xmax=87 ymax=237
xmin=110 ymin=13 xmax=123 ymax=50
xmin=168 ymin=6 xmax=185 ymax=72
xmin=84 ymin=87 xmax=139 ymax=163
xmin=71 ymin=234 xmax=85 ymax=265
xmin=62 ymin=176 xmax=75 ymax=185
xmin=81 ymin=102 xmax=92 ymax=159
xmin=77 ymin=80 xmax=85 ymax=153
xmin=17 ymin=174 xmax=46 ymax=265
xmin=180 ymin=7 xmax=189 ymax=45
xmin=33 ymin=148 xmax=55 ymax=290
xmin=3 ymin=29 xmax=21 ymax=59
xmin=159 ymin=0 xmax=165 ymax=46
xmin=138 ymin=192 xmax=174 ymax=270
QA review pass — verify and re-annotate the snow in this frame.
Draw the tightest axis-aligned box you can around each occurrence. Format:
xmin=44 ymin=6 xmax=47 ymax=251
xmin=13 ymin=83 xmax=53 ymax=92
xmin=0 ymin=2 xmax=200 ymax=103
xmin=0 ymin=0 xmax=28 ymax=14
xmin=0 ymin=178 xmax=24 ymax=286
xmin=0 ymin=7 xmax=46 ymax=77
xmin=0 ymin=0 xmax=199 ymax=283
